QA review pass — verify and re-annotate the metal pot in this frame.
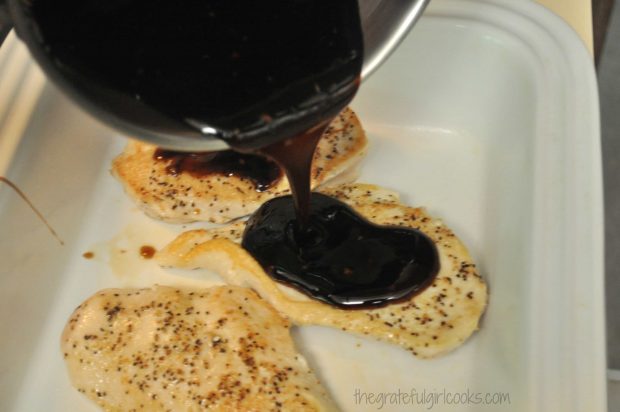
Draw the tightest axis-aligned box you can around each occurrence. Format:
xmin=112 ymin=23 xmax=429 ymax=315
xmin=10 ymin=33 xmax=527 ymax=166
xmin=0 ymin=0 xmax=429 ymax=151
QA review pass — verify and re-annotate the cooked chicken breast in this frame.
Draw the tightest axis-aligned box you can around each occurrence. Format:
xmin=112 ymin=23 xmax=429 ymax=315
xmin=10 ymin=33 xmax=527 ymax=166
xmin=61 ymin=285 xmax=337 ymax=411
xmin=157 ymin=184 xmax=488 ymax=358
xmin=111 ymin=108 xmax=367 ymax=224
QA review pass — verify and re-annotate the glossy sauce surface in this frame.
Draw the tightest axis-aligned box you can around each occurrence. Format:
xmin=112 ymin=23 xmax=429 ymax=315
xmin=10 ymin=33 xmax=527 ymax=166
xmin=242 ymin=193 xmax=440 ymax=308
xmin=154 ymin=149 xmax=282 ymax=192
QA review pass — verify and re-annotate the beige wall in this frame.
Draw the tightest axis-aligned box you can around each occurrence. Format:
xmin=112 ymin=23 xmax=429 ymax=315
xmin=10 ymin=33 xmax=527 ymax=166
xmin=536 ymin=0 xmax=593 ymax=53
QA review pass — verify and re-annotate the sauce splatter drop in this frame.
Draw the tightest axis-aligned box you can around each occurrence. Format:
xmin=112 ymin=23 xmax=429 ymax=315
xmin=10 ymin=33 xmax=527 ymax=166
xmin=82 ymin=251 xmax=94 ymax=259
xmin=139 ymin=245 xmax=156 ymax=259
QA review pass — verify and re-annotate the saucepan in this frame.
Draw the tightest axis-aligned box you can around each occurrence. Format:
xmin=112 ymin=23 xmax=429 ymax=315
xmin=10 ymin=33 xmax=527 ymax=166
xmin=0 ymin=0 xmax=430 ymax=151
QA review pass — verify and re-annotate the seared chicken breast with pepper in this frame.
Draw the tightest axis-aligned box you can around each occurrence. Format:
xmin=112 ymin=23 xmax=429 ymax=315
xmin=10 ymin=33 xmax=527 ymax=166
xmin=112 ymin=108 xmax=367 ymax=224
xmin=61 ymin=285 xmax=337 ymax=411
xmin=157 ymin=183 xmax=488 ymax=358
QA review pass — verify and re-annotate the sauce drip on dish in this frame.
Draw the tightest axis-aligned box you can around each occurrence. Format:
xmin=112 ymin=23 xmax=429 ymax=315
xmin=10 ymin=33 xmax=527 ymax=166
xmin=139 ymin=245 xmax=156 ymax=259
xmin=154 ymin=149 xmax=282 ymax=192
xmin=0 ymin=176 xmax=64 ymax=245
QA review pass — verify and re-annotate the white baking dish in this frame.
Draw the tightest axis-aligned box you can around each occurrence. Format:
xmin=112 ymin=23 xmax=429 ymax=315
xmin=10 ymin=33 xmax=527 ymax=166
xmin=0 ymin=0 xmax=604 ymax=411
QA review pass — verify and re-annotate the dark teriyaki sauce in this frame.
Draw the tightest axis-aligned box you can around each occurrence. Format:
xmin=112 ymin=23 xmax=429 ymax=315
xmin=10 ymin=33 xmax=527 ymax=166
xmin=242 ymin=193 xmax=440 ymax=308
xmin=154 ymin=149 xmax=282 ymax=192
xmin=258 ymin=122 xmax=329 ymax=223
xmin=244 ymin=99 xmax=441 ymax=308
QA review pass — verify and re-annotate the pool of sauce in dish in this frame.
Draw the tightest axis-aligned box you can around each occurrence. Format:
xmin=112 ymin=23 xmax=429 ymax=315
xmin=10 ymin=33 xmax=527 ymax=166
xmin=154 ymin=149 xmax=282 ymax=192
xmin=242 ymin=192 xmax=440 ymax=308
